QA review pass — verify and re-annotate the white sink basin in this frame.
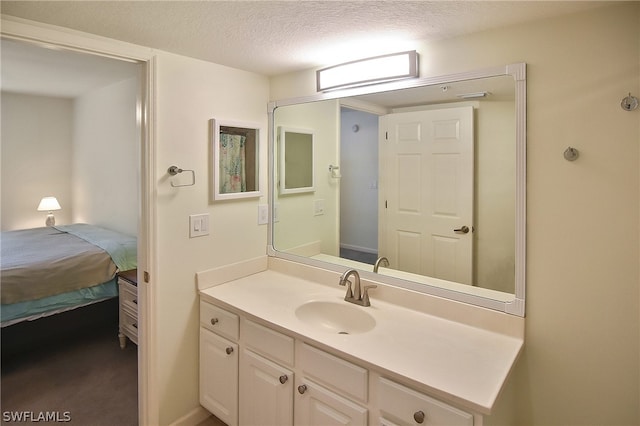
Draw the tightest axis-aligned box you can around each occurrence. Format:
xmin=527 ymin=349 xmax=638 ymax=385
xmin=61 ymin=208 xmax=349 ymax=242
xmin=294 ymin=300 xmax=376 ymax=335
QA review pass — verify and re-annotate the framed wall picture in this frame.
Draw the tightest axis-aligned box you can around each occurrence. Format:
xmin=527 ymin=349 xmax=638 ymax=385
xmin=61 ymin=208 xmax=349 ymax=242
xmin=211 ymin=118 xmax=262 ymax=201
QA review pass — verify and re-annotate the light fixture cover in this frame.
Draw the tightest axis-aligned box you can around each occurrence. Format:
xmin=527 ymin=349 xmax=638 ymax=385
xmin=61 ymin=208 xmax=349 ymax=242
xmin=37 ymin=196 xmax=61 ymax=211
xmin=317 ymin=50 xmax=419 ymax=92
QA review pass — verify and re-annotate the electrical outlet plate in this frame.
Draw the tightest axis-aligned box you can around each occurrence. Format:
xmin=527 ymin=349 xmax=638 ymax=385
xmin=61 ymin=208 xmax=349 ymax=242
xmin=189 ymin=213 xmax=210 ymax=237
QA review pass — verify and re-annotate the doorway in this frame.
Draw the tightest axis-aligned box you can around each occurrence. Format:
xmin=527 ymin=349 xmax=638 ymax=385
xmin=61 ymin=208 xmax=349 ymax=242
xmin=0 ymin=36 xmax=151 ymax=424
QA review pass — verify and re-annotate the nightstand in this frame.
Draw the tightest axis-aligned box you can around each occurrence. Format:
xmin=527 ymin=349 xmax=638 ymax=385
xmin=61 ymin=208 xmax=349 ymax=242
xmin=118 ymin=269 xmax=138 ymax=348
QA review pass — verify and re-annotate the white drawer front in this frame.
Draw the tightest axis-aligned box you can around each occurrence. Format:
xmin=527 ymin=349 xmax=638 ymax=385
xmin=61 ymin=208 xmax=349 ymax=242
xmin=299 ymin=342 xmax=368 ymax=403
xmin=378 ymin=378 xmax=473 ymax=426
xmin=242 ymin=319 xmax=294 ymax=366
xmin=200 ymin=301 xmax=239 ymax=341
xmin=120 ymin=310 xmax=138 ymax=343
xmin=119 ymin=281 xmax=138 ymax=312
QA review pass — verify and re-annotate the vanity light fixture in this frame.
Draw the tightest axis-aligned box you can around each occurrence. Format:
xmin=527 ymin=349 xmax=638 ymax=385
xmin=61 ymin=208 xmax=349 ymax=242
xmin=37 ymin=196 xmax=61 ymax=226
xmin=316 ymin=50 xmax=419 ymax=92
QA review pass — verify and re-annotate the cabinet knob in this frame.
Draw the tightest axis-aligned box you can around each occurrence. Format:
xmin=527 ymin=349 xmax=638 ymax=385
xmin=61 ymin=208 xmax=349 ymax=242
xmin=413 ymin=410 xmax=425 ymax=424
xmin=225 ymin=347 xmax=234 ymax=355
xmin=279 ymin=375 xmax=288 ymax=384
xmin=297 ymin=384 xmax=307 ymax=394
xmin=210 ymin=318 xmax=219 ymax=325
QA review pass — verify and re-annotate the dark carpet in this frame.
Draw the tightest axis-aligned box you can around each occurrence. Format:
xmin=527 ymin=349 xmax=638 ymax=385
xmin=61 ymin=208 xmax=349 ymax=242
xmin=1 ymin=299 xmax=138 ymax=425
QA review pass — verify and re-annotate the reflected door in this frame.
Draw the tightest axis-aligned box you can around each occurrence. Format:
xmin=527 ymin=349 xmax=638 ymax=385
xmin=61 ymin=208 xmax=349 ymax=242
xmin=379 ymin=106 xmax=474 ymax=284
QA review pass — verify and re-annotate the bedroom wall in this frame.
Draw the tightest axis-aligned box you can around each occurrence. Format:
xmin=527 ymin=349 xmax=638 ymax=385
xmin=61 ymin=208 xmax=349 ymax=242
xmin=270 ymin=3 xmax=640 ymax=425
xmin=72 ymin=75 xmax=139 ymax=237
xmin=1 ymin=92 xmax=74 ymax=231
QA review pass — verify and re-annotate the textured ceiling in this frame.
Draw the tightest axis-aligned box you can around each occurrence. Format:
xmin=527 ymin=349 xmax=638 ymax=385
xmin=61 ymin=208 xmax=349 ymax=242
xmin=1 ymin=1 xmax=610 ymax=76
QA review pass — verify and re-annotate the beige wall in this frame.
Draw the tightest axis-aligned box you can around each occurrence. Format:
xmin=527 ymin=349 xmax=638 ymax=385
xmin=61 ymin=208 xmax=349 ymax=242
xmin=1 ymin=93 xmax=73 ymax=230
xmin=271 ymin=3 xmax=640 ymax=425
xmin=273 ymin=100 xmax=340 ymax=255
xmin=72 ymin=76 xmax=139 ymax=236
xmin=154 ymin=51 xmax=269 ymax=422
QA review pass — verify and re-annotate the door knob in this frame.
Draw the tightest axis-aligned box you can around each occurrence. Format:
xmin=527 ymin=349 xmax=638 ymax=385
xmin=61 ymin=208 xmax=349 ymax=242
xmin=454 ymin=225 xmax=470 ymax=234
xmin=297 ymin=384 xmax=307 ymax=394
xmin=279 ymin=375 xmax=288 ymax=384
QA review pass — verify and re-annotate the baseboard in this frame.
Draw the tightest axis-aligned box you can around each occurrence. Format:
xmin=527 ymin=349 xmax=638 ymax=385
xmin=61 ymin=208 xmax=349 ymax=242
xmin=170 ymin=406 xmax=211 ymax=426
xmin=171 ymin=407 xmax=212 ymax=426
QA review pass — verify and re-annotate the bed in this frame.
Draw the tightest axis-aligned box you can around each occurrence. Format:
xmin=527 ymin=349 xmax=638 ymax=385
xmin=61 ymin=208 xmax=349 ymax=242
xmin=1 ymin=223 xmax=137 ymax=327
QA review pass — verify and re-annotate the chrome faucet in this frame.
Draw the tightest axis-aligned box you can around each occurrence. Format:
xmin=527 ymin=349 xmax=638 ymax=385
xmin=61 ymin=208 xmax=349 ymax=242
xmin=338 ymin=269 xmax=377 ymax=307
xmin=373 ymin=256 xmax=389 ymax=273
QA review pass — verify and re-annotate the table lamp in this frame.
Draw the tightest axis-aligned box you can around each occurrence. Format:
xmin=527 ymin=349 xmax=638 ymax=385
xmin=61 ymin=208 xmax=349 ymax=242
xmin=37 ymin=196 xmax=62 ymax=226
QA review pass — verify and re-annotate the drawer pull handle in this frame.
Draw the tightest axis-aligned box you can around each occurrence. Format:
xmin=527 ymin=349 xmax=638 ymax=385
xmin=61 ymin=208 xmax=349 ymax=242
xmin=225 ymin=347 xmax=234 ymax=355
xmin=210 ymin=318 xmax=219 ymax=326
xmin=133 ymin=299 xmax=138 ymax=305
xmin=297 ymin=384 xmax=307 ymax=394
xmin=279 ymin=375 xmax=288 ymax=384
xmin=413 ymin=410 xmax=425 ymax=424
xmin=132 ymin=323 xmax=138 ymax=329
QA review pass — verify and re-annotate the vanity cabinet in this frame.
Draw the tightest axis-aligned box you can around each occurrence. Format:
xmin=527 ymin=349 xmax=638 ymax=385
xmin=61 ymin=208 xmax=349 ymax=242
xmin=200 ymin=299 xmax=476 ymax=426
xmin=199 ymin=302 xmax=239 ymax=426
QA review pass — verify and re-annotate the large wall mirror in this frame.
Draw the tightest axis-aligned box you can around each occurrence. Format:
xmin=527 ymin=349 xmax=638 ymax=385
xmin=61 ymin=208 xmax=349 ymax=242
xmin=268 ymin=63 xmax=526 ymax=316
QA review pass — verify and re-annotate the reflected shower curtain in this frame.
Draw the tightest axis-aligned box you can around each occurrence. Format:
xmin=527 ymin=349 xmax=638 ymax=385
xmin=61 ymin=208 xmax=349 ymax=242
xmin=220 ymin=133 xmax=246 ymax=193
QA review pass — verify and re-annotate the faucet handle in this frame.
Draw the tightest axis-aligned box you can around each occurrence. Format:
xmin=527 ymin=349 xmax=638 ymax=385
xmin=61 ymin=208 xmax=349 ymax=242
xmin=343 ymin=279 xmax=354 ymax=300
xmin=362 ymin=285 xmax=377 ymax=306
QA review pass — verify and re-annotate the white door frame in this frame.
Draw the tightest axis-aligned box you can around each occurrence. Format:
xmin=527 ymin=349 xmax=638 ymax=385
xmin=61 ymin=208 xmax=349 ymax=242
xmin=1 ymin=17 xmax=159 ymax=425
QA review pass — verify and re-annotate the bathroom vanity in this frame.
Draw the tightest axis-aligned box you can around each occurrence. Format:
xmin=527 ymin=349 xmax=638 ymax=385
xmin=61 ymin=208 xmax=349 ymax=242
xmin=197 ymin=257 xmax=523 ymax=426
xmin=198 ymin=62 xmax=526 ymax=425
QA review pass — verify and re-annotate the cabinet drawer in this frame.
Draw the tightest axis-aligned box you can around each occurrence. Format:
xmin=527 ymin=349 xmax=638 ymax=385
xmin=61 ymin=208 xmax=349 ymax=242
xmin=299 ymin=343 xmax=368 ymax=403
xmin=119 ymin=280 xmax=138 ymax=312
xmin=200 ymin=301 xmax=239 ymax=341
xmin=378 ymin=377 xmax=473 ymax=426
xmin=242 ymin=319 xmax=294 ymax=366
xmin=120 ymin=309 xmax=138 ymax=343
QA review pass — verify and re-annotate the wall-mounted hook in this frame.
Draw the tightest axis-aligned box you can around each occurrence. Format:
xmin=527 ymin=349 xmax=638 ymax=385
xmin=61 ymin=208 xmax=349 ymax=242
xmin=564 ymin=147 xmax=579 ymax=162
xmin=621 ymin=93 xmax=638 ymax=111
xmin=168 ymin=165 xmax=195 ymax=187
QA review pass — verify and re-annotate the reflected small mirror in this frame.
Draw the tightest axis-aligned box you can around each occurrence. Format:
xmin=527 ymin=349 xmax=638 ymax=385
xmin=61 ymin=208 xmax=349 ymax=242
xmin=211 ymin=119 xmax=261 ymax=200
xmin=279 ymin=127 xmax=315 ymax=194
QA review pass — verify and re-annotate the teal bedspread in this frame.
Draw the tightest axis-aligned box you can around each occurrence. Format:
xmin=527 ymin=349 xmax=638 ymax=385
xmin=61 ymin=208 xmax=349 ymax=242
xmin=1 ymin=223 xmax=136 ymax=325
xmin=1 ymin=278 xmax=118 ymax=326
xmin=55 ymin=224 xmax=137 ymax=272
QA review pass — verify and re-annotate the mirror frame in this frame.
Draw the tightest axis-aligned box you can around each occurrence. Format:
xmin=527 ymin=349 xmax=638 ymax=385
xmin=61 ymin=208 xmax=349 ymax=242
xmin=267 ymin=63 xmax=526 ymax=316
xmin=278 ymin=126 xmax=315 ymax=194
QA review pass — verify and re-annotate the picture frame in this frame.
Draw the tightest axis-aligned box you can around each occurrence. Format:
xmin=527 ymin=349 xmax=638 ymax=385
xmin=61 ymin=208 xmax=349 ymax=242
xmin=211 ymin=118 xmax=262 ymax=201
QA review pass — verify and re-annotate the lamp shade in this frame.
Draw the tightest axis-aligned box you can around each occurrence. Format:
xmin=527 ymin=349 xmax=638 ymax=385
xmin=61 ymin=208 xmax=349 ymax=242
xmin=37 ymin=196 xmax=61 ymax=212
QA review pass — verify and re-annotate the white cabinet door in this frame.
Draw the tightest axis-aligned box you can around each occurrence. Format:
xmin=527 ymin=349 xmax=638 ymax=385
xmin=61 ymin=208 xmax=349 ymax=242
xmin=239 ymin=349 xmax=294 ymax=426
xmin=295 ymin=379 xmax=367 ymax=426
xmin=199 ymin=327 xmax=238 ymax=426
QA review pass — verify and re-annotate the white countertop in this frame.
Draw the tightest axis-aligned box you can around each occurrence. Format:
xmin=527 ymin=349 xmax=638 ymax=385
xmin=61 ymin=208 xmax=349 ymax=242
xmin=199 ymin=267 xmax=523 ymax=415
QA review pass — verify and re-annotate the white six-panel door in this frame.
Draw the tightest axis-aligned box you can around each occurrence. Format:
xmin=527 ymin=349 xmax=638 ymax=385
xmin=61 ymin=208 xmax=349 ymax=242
xmin=379 ymin=106 xmax=474 ymax=284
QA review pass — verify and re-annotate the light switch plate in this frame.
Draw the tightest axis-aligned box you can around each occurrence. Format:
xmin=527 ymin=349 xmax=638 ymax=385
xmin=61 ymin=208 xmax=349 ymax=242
xmin=189 ymin=213 xmax=210 ymax=238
